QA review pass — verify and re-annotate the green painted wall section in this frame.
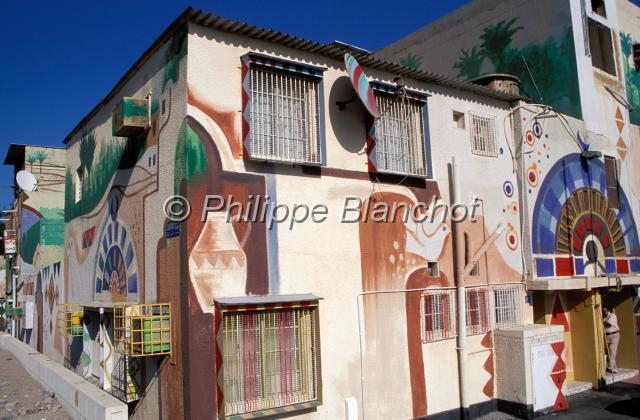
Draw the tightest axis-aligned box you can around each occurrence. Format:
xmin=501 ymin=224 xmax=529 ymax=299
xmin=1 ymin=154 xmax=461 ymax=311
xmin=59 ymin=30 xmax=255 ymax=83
xmin=451 ymin=18 xmax=582 ymax=119
xmin=173 ymin=121 xmax=208 ymax=194
xmin=65 ymin=136 xmax=126 ymax=222
xmin=621 ymin=32 xmax=640 ymax=126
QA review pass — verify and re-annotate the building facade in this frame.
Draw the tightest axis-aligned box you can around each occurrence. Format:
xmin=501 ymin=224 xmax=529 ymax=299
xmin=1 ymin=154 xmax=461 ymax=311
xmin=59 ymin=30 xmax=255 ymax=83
xmin=3 ymin=144 xmax=66 ymax=361
xmin=378 ymin=0 xmax=640 ymax=395
xmin=49 ymin=7 xmax=534 ymax=420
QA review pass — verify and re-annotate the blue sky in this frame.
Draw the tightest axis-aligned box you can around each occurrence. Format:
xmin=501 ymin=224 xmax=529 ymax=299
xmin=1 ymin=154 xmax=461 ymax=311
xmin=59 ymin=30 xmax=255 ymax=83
xmin=1 ymin=0 xmax=639 ymax=209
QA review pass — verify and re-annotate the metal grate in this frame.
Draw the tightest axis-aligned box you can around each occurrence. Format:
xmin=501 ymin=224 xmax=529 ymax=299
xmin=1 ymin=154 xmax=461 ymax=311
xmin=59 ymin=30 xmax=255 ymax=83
xmin=493 ymin=284 xmax=525 ymax=329
xmin=469 ymin=112 xmax=498 ymax=157
xmin=422 ymin=289 xmax=457 ymax=342
xmin=465 ymin=286 xmax=491 ymax=335
xmin=221 ymin=307 xmax=318 ymax=416
xmin=374 ymin=96 xmax=427 ymax=176
xmin=249 ymin=66 xmax=321 ymax=164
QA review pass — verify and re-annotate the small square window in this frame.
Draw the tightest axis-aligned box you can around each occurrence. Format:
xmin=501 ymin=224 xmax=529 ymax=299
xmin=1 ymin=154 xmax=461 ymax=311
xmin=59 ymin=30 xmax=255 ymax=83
xmin=422 ymin=290 xmax=457 ymax=342
xmin=161 ymin=99 xmax=166 ymax=115
xmin=453 ymin=111 xmax=466 ymax=129
xmin=591 ymin=0 xmax=606 ymax=18
xmin=427 ymin=261 xmax=439 ymax=277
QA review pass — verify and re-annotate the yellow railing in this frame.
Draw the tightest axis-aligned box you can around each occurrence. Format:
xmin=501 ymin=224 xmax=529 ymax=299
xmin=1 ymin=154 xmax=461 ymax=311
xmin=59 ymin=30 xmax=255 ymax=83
xmin=113 ymin=303 xmax=172 ymax=357
xmin=58 ymin=304 xmax=84 ymax=337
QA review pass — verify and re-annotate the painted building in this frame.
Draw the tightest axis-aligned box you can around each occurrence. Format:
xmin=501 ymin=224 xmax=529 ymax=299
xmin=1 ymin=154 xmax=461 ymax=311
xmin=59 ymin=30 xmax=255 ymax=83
xmin=378 ymin=0 xmax=640 ymax=396
xmin=3 ymin=144 xmax=66 ymax=363
xmin=36 ymin=6 xmax=549 ymax=420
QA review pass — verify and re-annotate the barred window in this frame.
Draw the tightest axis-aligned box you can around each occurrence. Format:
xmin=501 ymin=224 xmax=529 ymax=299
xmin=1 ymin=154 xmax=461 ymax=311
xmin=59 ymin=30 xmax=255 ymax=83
xmin=221 ymin=306 xmax=319 ymax=416
xmin=469 ymin=112 xmax=498 ymax=157
xmin=373 ymin=95 xmax=427 ymax=176
xmin=465 ymin=287 xmax=491 ymax=335
xmin=493 ymin=284 xmax=525 ymax=329
xmin=422 ymin=289 xmax=457 ymax=342
xmin=249 ymin=66 xmax=321 ymax=164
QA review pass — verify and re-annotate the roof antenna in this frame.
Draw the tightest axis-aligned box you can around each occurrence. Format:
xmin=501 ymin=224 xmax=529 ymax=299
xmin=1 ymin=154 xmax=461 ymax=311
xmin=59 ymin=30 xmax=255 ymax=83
xmin=521 ymin=55 xmax=543 ymax=104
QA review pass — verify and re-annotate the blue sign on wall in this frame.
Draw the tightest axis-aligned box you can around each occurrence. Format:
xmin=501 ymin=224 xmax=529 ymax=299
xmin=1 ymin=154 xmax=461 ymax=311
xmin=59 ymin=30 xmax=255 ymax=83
xmin=165 ymin=221 xmax=181 ymax=238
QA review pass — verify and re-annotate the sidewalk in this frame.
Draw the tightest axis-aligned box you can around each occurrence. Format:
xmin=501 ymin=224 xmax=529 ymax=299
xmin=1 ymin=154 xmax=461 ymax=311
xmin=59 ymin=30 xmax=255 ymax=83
xmin=538 ymin=378 xmax=640 ymax=419
xmin=0 ymin=347 xmax=70 ymax=420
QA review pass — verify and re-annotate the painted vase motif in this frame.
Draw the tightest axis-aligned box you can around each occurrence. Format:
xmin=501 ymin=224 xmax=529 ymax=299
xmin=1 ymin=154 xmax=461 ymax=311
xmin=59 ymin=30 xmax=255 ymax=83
xmin=189 ymin=211 xmax=250 ymax=311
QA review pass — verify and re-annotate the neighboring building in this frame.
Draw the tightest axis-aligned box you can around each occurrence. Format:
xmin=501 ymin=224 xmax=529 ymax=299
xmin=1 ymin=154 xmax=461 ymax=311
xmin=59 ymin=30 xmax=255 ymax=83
xmin=3 ymin=144 xmax=65 ymax=361
xmin=53 ymin=7 xmax=536 ymax=420
xmin=378 ymin=0 xmax=640 ymax=396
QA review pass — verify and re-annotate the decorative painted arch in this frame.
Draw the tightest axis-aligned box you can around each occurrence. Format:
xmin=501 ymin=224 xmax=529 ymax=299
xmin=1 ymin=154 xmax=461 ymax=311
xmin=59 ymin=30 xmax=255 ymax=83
xmin=94 ymin=204 xmax=139 ymax=302
xmin=531 ymin=153 xmax=640 ymax=277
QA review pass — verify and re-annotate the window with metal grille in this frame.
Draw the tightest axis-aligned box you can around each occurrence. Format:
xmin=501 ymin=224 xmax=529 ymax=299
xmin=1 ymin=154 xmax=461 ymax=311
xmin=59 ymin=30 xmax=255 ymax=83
xmin=465 ymin=287 xmax=491 ymax=335
xmin=469 ymin=113 xmax=498 ymax=157
xmin=422 ymin=289 xmax=457 ymax=342
xmin=249 ymin=66 xmax=321 ymax=164
xmin=373 ymin=95 xmax=427 ymax=176
xmin=493 ymin=284 xmax=525 ymax=329
xmin=221 ymin=306 xmax=319 ymax=416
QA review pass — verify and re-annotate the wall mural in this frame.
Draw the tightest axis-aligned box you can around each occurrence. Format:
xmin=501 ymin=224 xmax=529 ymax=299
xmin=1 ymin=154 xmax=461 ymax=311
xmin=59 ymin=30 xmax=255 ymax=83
xmin=531 ymin=153 xmax=640 ymax=278
xmin=620 ymin=32 xmax=640 ymax=126
xmin=452 ymin=18 xmax=581 ymax=119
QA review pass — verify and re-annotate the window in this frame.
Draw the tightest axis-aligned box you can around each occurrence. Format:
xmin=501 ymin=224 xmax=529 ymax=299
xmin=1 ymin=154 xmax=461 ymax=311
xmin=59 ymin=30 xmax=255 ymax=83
xmin=634 ymin=43 xmax=640 ymax=72
xmin=220 ymin=305 xmax=319 ymax=416
xmin=493 ymin=284 xmax=525 ymax=329
xmin=371 ymin=94 xmax=427 ymax=176
xmin=248 ymin=64 xmax=322 ymax=164
xmin=427 ymin=261 xmax=439 ymax=277
xmin=469 ymin=112 xmax=498 ymax=157
xmin=75 ymin=167 xmax=84 ymax=203
xmin=453 ymin=110 xmax=466 ymax=129
xmin=422 ymin=289 xmax=456 ymax=342
xmin=604 ymin=155 xmax=620 ymax=208
xmin=588 ymin=18 xmax=616 ymax=76
xmin=591 ymin=0 xmax=606 ymax=18
xmin=465 ymin=287 xmax=491 ymax=335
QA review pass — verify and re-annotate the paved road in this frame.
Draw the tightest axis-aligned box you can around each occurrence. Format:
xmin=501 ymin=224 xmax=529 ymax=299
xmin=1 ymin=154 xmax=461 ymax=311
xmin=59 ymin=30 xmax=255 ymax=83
xmin=0 ymin=348 xmax=70 ymax=420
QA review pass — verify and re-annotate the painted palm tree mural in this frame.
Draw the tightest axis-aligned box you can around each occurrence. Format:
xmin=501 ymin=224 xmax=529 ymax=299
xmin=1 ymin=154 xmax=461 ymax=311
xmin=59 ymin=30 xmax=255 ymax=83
xmin=453 ymin=46 xmax=485 ymax=79
xmin=621 ymin=32 xmax=640 ymax=125
xmin=33 ymin=150 xmax=47 ymax=173
xmin=399 ymin=53 xmax=423 ymax=71
xmin=453 ymin=17 xmax=581 ymax=118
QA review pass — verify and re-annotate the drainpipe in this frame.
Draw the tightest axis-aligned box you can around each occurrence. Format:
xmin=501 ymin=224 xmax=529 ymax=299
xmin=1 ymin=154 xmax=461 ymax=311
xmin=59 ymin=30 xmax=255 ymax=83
xmin=451 ymin=157 xmax=468 ymax=417
xmin=11 ymin=266 xmax=16 ymax=338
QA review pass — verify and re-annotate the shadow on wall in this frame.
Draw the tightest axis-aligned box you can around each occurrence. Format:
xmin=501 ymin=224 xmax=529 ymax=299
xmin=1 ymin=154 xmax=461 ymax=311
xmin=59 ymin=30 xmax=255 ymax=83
xmin=329 ymin=75 xmax=368 ymax=153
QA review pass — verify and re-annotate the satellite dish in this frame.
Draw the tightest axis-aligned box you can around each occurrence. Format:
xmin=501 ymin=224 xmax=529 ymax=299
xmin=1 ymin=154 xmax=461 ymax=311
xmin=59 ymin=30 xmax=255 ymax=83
xmin=16 ymin=170 xmax=38 ymax=192
xmin=344 ymin=53 xmax=380 ymax=119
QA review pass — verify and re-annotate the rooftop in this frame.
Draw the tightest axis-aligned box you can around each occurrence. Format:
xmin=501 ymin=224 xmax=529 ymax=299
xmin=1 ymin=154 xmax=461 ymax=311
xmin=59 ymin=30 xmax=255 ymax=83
xmin=63 ymin=6 xmax=527 ymax=145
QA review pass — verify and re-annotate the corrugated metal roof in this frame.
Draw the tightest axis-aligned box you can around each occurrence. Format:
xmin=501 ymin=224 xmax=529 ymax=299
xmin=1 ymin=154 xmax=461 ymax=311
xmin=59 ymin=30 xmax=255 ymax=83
xmin=63 ymin=6 xmax=526 ymax=144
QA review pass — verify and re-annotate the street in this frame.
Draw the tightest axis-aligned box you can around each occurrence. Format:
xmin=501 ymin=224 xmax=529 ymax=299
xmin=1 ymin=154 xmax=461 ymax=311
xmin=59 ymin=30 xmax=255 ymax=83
xmin=0 ymin=348 xmax=70 ymax=420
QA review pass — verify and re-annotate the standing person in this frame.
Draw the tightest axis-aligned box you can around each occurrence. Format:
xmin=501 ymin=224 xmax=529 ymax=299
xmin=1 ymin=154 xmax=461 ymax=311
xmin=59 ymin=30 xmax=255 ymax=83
xmin=603 ymin=306 xmax=620 ymax=373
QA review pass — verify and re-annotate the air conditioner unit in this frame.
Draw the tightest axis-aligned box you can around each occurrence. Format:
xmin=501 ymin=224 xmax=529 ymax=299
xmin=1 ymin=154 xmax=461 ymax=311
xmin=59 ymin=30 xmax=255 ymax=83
xmin=112 ymin=97 xmax=149 ymax=137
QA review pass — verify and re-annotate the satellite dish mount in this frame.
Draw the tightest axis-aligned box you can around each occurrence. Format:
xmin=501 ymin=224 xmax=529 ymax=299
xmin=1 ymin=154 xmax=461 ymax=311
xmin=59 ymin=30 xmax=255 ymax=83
xmin=16 ymin=170 xmax=38 ymax=192
xmin=336 ymin=93 xmax=357 ymax=112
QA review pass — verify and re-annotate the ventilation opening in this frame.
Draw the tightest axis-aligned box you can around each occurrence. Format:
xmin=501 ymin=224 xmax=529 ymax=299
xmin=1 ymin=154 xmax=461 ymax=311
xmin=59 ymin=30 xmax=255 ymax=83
xmin=427 ymin=261 xmax=440 ymax=277
xmin=453 ymin=111 xmax=466 ymax=129
xmin=588 ymin=18 xmax=616 ymax=76
xmin=591 ymin=0 xmax=606 ymax=18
